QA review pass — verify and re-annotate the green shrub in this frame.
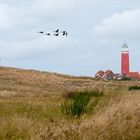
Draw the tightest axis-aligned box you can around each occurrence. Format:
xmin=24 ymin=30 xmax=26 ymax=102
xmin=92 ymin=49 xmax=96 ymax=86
xmin=63 ymin=89 xmax=103 ymax=99
xmin=129 ymin=85 xmax=140 ymax=91
xmin=121 ymin=77 xmax=131 ymax=81
xmin=60 ymin=89 xmax=104 ymax=118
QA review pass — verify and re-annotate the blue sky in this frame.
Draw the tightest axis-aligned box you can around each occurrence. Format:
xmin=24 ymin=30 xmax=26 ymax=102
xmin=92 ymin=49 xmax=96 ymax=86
xmin=0 ymin=0 xmax=140 ymax=76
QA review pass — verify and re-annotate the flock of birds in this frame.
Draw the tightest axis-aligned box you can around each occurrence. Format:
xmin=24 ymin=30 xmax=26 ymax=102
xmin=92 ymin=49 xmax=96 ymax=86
xmin=38 ymin=29 xmax=68 ymax=37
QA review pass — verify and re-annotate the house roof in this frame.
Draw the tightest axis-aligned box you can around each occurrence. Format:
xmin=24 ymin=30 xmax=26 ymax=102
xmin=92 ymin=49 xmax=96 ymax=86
xmin=104 ymin=70 xmax=114 ymax=75
xmin=128 ymin=72 xmax=139 ymax=77
xmin=95 ymin=70 xmax=104 ymax=76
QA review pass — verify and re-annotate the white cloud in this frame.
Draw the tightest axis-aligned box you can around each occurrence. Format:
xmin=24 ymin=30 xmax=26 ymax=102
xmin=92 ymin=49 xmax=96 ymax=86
xmin=0 ymin=35 xmax=78 ymax=60
xmin=0 ymin=0 xmax=79 ymax=60
xmin=30 ymin=0 xmax=75 ymax=14
xmin=94 ymin=9 xmax=140 ymax=39
xmin=0 ymin=4 xmax=11 ymax=30
xmin=0 ymin=0 xmax=76 ymax=31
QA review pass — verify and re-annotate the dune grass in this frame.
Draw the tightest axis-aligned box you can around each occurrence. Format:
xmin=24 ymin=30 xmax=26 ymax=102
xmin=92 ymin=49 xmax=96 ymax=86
xmin=0 ymin=67 xmax=139 ymax=139
xmin=60 ymin=89 xmax=104 ymax=118
xmin=0 ymin=90 xmax=139 ymax=140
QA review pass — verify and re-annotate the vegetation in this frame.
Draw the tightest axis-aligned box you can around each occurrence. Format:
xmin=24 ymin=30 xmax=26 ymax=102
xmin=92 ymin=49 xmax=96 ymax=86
xmin=129 ymin=85 xmax=140 ymax=91
xmin=60 ymin=90 xmax=104 ymax=118
xmin=62 ymin=89 xmax=104 ymax=99
xmin=121 ymin=76 xmax=131 ymax=81
xmin=0 ymin=67 xmax=139 ymax=140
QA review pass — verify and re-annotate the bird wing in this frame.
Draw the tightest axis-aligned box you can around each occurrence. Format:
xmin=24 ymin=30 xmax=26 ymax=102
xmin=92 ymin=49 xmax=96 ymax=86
xmin=38 ymin=31 xmax=44 ymax=34
xmin=55 ymin=29 xmax=59 ymax=32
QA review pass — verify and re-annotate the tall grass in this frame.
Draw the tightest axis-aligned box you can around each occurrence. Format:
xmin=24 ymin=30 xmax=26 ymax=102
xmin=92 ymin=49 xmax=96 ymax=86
xmin=60 ymin=90 xmax=104 ymax=118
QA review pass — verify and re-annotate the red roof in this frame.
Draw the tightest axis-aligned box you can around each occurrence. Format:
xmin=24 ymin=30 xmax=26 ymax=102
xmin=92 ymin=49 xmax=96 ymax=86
xmin=128 ymin=72 xmax=139 ymax=77
xmin=96 ymin=70 xmax=104 ymax=76
xmin=104 ymin=70 xmax=114 ymax=75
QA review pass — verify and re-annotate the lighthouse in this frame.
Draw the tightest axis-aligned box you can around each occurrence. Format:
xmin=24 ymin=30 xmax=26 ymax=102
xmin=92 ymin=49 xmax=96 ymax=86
xmin=121 ymin=42 xmax=129 ymax=76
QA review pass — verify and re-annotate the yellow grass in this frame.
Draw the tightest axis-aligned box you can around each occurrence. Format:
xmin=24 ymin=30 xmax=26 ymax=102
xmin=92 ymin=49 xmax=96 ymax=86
xmin=0 ymin=66 xmax=140 ymax=140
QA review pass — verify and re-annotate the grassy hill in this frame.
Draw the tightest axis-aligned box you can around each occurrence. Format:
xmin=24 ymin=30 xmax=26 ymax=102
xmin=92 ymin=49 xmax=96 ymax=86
xmin=0 ymin=66 xmax=139 ymax=140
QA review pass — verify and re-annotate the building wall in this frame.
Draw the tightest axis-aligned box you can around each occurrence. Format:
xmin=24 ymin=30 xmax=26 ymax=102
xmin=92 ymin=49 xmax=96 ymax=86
xmin=121 ymin=52 xmax=129 ymax=76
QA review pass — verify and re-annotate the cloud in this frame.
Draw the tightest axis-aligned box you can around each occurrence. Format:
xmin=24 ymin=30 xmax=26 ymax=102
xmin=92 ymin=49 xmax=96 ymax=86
xmin=0 ymin=35 xmax=78 ymax=60
xmin=30 ymin=0 xmax=75 ymax=15
xmin=1 ymin=0 xmax=140 ymax=75
xmin=0 ymin=0 xmax=76 ymax=31
xmin=0 ymin=4 xmax=11 ymax=30
xmin=0 ymin=0 xmax=80 ymax=60
xmin=94 ymin=9 xmax=140 ymax=39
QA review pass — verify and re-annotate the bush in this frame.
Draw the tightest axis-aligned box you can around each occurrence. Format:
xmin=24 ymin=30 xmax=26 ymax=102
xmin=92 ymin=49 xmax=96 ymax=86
xmin=121 ymin=77 xmax=131 ymax=81
xmin=60 ymin=89 xmax=104 ymax=118
xmin=129 ymin=85 xmax=140 ymax=91
xmin=63 ymin=89 xmax=103 ymax=99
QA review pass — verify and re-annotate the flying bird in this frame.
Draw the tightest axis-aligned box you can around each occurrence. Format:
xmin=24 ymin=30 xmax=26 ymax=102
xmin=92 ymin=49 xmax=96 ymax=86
xmin=54 ymin=33 xmax=59 ymax=36
xmin=61 ymin=31 xmax=68 ymax=36
xmin=37 ymin=29 xmax=68 ymax=37
xmin=45 ymin=33 xmax=51 ymax=36
xmin=52 ymin=29 xmax=59 ymax=36
xmin=38 ymin=31 xmax=44 ymax=34
xmin=54 ymin=29 xmax=59 ymax=33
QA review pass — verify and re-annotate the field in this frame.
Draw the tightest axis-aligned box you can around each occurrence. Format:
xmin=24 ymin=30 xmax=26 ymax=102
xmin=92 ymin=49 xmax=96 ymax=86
xmin=0 ymin=67 xmax=140 ymax=140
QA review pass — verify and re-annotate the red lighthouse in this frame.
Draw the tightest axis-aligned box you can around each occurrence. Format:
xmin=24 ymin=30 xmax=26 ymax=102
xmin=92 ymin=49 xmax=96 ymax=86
xmin=121 ymin=42 xmax=129 ymax=76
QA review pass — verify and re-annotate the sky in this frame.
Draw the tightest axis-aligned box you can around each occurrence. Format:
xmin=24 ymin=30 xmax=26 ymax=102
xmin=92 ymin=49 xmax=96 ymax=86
xmin=0 ymin=0 xmax=140 ymax=76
